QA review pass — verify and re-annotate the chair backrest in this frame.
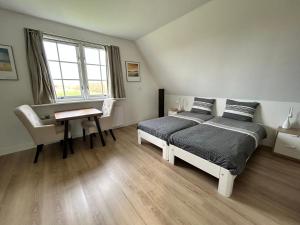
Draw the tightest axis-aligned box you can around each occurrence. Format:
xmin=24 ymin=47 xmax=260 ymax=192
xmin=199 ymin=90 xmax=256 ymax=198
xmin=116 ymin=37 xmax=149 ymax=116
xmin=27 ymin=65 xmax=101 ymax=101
xmin=15 ymin=105 xmax=43 ymax=141
xmin=102 ymin=99 xmax=116 ymax=117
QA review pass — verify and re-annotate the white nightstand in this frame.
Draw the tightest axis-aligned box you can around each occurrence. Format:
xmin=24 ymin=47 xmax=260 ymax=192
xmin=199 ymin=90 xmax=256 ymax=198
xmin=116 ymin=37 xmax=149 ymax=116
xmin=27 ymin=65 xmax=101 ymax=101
xmin=273 ymin=127 xmax=300 ymax=161
xmin=168 ymin=108 xmax=179 ymax=116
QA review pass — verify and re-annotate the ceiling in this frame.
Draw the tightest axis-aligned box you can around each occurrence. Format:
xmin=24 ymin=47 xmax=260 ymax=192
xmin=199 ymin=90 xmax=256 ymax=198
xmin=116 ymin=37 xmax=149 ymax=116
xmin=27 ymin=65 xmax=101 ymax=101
xmin=0 ymin=0 xmax=209 ymax=40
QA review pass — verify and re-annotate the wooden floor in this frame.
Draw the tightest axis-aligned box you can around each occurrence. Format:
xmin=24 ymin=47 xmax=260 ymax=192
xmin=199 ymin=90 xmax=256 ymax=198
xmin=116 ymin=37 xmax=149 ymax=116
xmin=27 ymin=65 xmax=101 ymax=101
xmin=0 ymin=125 xmax=299 ymax=225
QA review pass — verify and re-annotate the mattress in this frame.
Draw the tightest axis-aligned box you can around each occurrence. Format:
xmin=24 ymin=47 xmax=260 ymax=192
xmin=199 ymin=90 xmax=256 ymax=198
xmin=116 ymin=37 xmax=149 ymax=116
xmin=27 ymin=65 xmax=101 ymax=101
xmin=137 ymin=112 xmax=214 ymax=142
xmin=169 ymin=117 xmax=267 ymax=175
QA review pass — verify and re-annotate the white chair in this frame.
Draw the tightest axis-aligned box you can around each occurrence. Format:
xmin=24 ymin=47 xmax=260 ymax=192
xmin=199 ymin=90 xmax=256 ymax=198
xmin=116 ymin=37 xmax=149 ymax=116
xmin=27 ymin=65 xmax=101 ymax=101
xmin=15 ymin=105 xmax=72 ymax=163
xmin=81 ymin=99 xmax=116 ymax=148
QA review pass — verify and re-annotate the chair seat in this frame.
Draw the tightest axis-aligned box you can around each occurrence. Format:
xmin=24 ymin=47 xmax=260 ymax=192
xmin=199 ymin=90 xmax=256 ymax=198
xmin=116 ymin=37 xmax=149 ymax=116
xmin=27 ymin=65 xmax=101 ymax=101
xmin=81 ymin=120 xmax=96 ymax=128
xmin=81 ymin=120 xmax=97 ymax=134
xmin=41 ymin=124 xmax=71 ymax=145
xmin=55 ymin=124 xmax=71 ymax=135
xmin=42 ymin=118 xmax=57 ymax=125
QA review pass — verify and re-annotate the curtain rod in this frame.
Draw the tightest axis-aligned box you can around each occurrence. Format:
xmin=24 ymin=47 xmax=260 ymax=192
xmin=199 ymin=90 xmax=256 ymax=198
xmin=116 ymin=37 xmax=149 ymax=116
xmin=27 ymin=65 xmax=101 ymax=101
xmin=43 ymin=31 xmax=109 ymax=47
xmin=26 ymin=28 xmax=109 ymax=47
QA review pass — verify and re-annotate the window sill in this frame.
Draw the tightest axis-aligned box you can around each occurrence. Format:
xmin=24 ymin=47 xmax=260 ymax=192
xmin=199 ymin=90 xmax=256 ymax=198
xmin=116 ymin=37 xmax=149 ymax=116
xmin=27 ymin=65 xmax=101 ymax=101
xmin=32 ymin=97 xmax=126 ymax=107
xmin=56 ymin=97 xmax=106 ymax=103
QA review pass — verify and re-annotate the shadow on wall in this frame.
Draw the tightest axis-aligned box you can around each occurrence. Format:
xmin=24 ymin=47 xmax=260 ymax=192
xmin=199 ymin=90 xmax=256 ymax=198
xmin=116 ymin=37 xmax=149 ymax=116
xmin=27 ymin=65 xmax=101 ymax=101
xmin=294 ymin=112 xmax=300 ymax=127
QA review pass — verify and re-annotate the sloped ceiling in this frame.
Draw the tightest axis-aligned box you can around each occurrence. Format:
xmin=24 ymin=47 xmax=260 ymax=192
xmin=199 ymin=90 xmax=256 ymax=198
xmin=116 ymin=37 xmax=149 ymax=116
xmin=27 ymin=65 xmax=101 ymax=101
xmin=0 ymin=0 xmax=209 ymax=40
xmin=137 ymin=0 xmax=300 ymax=102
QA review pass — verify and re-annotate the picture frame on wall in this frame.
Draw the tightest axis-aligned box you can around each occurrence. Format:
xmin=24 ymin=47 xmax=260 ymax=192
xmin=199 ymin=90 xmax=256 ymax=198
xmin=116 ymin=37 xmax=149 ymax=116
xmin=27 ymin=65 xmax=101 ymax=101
xmin=125 ymin=61 xmax=140 ymax=82
xmin=0 ymin=44 xmax=18 ymax=80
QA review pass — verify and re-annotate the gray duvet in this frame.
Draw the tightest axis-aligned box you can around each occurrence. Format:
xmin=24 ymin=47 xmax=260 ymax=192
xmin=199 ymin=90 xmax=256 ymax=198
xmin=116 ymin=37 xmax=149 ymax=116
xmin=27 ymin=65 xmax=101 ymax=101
xmin=137 ymin=112 xmax=213 ymax=142
xmin=169 ymin=117 xmax=267 ymax=175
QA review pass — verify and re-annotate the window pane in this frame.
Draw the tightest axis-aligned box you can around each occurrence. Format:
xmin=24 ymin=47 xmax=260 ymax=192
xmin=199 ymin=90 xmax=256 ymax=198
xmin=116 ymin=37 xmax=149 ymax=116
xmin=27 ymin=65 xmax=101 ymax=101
xmin=48 ymin=61 xmax=61 ymax=79
xmin=53 ymin=80 xmax=64 ymax=98
xmin=57 ymin=43 xmax=77 ymax=62
xmin=61 ymin=62 xmax=79 ymax=79
xmin=84 ymin=47 xmax=99 ymax=64
xmin=88 ymin=81 xmax=102 ymax=95
xmin=63 ymin=80 xmax=81 ymax=96
xmin=44 ymin=38 xmax=109 ymax=100
xmin=102 ymin=81 xmax=108 ymax=95
xmin=43 ymin=41 xmax=58 ymax=60
xmin=99 ymin=49 xmax=106 ymax=65
xmin=86 ymin=65 xmax=101 ymax=80
xmin=100 ymin=66 xmax=107 ymax=80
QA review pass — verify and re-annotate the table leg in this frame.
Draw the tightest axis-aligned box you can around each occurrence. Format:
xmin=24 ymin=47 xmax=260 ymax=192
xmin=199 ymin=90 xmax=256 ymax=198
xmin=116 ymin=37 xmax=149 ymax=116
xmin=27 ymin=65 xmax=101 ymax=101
xmin=94 ymin=116 xmax=106 ymax=146
xmin=63 ymin=120 xmax=69 ymax=159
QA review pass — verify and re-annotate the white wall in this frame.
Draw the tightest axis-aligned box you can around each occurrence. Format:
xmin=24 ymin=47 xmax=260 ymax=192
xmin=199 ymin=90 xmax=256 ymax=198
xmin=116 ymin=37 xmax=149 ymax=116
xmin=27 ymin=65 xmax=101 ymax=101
xmin=137 ymin=0 xmax=300 ymax=102
xmin=0 ymin=9 xmax=158 ymax=155
xmin=166 ymin=94 xmax=300 ymax=147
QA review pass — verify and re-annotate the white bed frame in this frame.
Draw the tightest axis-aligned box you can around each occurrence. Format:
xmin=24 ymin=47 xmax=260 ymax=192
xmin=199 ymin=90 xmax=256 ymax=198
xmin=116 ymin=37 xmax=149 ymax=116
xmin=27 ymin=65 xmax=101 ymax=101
xmin=169 ymin=145 xmax=236 ymax=197
xmin=137 ymin=129 xmax=169 ymax=160
xmin=138 ymin=129 xmax=237 ymax=197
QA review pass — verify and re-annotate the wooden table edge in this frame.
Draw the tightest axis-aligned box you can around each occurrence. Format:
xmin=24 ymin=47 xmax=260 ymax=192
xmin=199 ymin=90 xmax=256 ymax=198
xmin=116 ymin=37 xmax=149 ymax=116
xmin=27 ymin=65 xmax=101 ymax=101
xmin=54 ymin=108 xmax=103 ymax=122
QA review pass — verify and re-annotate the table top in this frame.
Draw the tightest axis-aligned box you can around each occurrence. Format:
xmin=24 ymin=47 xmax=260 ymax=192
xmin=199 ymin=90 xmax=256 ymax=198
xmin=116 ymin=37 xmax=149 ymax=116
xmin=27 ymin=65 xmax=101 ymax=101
xmin=169 ymin=108 xmax=185 ymax=112
xmin=54 ymin=108 xmax=102 ymax=121
xmin=278 ymin=127 xmax=300 ymax=136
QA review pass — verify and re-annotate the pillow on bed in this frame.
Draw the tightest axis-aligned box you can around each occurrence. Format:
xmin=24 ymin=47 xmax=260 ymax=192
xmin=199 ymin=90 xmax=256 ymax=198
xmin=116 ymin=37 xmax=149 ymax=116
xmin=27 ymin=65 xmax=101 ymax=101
xmin=190 ymin=97 xmax=215 ymax=115
xmin=222 ymin=99 xmax=259 ymax=122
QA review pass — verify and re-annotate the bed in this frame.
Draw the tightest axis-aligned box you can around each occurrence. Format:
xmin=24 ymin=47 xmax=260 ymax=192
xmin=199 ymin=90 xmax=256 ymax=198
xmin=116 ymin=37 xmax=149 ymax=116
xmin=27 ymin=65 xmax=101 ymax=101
xmin=168 ymin=117 xmax=267 ymax=197
xmin=137 ymin=111 xmax=214 ymax=160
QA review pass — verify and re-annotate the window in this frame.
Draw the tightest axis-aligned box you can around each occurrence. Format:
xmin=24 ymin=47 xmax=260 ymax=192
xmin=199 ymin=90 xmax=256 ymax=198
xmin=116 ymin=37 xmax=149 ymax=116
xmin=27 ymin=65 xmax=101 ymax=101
xmin=84 ymin=47 xmax=108 ymax=96
xmin=43 ymin=37 xmax=108 ymax=100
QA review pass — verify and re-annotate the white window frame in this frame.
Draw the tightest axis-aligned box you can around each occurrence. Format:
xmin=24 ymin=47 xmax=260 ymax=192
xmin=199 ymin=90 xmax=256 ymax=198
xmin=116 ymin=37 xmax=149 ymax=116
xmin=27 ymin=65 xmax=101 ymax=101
xmin=43 ymin=35 xmax=109 ymax=102
xmin=81 ymin=43 xmax=109 ymax=100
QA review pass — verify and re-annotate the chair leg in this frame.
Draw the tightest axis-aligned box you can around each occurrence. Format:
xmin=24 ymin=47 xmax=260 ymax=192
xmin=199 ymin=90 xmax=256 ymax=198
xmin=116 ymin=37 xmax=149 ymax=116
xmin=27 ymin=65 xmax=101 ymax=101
xmin=90 ymin=134 xmax=93 ymax=149
xmin=82 ymin=129 xmax=86 ymax=141
xmin=104 ymin=130 xmax=108 ymax=136
xmin=109 ymin=129 xmax=116 ymax=141
xmin=69 ymin=137 xmax=74 ymax=154
xmin=34 ymin=144 xmax=44 ymax=163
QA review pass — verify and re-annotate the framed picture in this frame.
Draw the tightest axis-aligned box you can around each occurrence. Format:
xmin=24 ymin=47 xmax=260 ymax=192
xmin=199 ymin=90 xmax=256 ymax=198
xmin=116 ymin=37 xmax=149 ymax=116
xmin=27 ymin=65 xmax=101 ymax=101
xmin=0 ymin=45 xmax=18 ymax=80
xmin=125 ymin=61 xmax=140 ymax=82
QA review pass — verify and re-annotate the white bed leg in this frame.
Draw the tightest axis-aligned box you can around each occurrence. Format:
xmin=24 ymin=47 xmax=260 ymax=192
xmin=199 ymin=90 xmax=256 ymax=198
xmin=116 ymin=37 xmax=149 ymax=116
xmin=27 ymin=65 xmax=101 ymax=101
xmin=169 ymin=147 xmax=175 ymax=165
xmin=162 ymin=144 xmax=169 ymax=161
xmin=218 ymin=168 xmax=236 ymax=197
xmin=137 ymin=130 xmax=142 ymax=144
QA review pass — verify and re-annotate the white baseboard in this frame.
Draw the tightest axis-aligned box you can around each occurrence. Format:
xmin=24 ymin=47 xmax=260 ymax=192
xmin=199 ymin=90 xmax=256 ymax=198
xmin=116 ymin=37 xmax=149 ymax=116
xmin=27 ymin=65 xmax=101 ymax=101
xmin=114 ymin=120 xmax=138 ymax=128
xmin=0 ymin=121 xmax=139 ymax=157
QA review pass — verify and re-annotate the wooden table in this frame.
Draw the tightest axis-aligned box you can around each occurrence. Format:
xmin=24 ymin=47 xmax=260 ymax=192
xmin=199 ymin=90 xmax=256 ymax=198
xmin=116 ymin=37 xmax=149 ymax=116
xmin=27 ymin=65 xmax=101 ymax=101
xmin=55 ymin=108 xmax=106 ymax=159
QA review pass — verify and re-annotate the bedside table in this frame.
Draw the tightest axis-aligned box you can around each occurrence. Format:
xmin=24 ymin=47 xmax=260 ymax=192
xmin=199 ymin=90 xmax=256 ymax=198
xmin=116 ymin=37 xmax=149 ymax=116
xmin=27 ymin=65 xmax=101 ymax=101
xmin=168 ymin=108 xmax=179 ymax=116
xmin=273 ymin=127 xmax=300 ymax=160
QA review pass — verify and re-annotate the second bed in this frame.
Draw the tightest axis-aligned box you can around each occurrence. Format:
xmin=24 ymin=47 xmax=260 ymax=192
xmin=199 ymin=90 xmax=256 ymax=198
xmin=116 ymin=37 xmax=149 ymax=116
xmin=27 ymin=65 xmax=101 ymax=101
xmin=168 ymin=116 xmax=266 ymax=197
